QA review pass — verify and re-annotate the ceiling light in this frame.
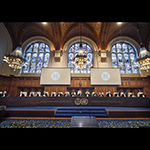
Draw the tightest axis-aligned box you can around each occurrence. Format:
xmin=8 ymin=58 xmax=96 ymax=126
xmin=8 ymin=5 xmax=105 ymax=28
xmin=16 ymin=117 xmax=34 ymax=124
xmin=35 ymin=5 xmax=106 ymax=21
xmin=72 ymin=23 xmax=89 ymax=70
xmin=135 ymin=45 xmax=150 ymax=72
xmin=3 ymin=46 xmax=26 ymax=71
xmin=3 ymin=24 xmax=26 ymax=71
xmin=117 ymin=22 xmax=122 ymax=25
xmin=42 ymin=22 xmax=47 ymax=25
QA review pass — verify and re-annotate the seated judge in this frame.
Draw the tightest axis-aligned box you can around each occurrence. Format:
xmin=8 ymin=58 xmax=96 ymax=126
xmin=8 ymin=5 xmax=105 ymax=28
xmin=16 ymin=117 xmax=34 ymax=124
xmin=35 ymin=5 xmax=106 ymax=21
xmin=64 ymin=91 xmax=70 ymax=97
xmin=42 ymin=91 xmax=48 ymax=97
xmin=34 ymin=92 xmax=39 ymax=97
xmin=18 ymin=91 xmax=25 ymax=97
xmin=71 ymin=91 xmax=76 ymax=97
xmin=2 ymin=91 xmax=7 ymax=97
xmin=138 ymin=91 xmax=146 ymax=98
xmin=131 ymin=92 xmax=136 ymax=97
xmin=77 ymin=90 xmax=82 ymax=96
xmin=106 ymin=91 xmax=113 ymax=97
xmin=29 ymin=92 xmax=34 ymax=97
xmin=57 ymin=92 xmax=63 ymax=97
xmin=92 ymin=92 xmax=98 ymax=97
xmin=99 ymin=92 xmax=104 ymax=97
xmin=85 ymin=90 xmax=90 ymax=97
xmin=50 ymin=91 xmax=56 ymax=97
xmin=128 ymin=92 xmax=132 ymax=97
xmin=121 ymin=92 xmax=126 ymax=97
xmin=114 ymin=92 xmax=120 ymax=97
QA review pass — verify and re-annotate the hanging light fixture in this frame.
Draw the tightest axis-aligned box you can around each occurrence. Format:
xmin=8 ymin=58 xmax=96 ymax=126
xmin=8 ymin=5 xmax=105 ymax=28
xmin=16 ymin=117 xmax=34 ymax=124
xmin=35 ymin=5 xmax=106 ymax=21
xmin=73 ymin=23 xmax=88 ymax=70
xmin=135 ymin=27 xmax=150 ymax=72
xmin=136 ymin=44 xmax=150 ymax=72
xmin=3 ymin=24 xmax=26 ymax=71
xmin=3 ymin=46 xmax=26 ymax=71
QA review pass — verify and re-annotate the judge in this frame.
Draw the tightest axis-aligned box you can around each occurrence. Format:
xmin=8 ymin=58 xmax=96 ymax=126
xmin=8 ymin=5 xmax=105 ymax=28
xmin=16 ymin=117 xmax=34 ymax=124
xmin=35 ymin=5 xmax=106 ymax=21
xmin=106 ymin=91 xmax=113 ymax=97
xmin=92 ymin=92 xmax=97 ymax=97
xmin=85 ymin=90 xmax=90 ymax=97
xmin=71 ymin=91 xmax=76 ymax=97
xmin=18 ymin=91 xmax=25 ymax=97
xmin=99 ymin=92 xmax=104 ymax=97
xmin=121 ymin=92 xmax=126 ymax=97
xmin=132 ymin=92 xmax=136 ymax=97
xmin=2 ymin=91 xmax=7 ymax=97
xmin=29 ymin=92 xmax=34 ymax=97
xmin=114 ymin=92 xmax=120 ymax=97
xmin=64 ymin=92 xmax=70 ymax=97
xmin=42 ymin=91 xmax=48 ymax=97
xmin=138 ymin=92 xmax=146 ymax=98
xmin=34 ymin=92 xmax=39 ymax=97
xmin=77 ymin=90 xmax=82 ymax=96
xmin=50 ymin=91 xmax=55 ymax=97
xmin=57 ymin=92 xmax=63 ymax=97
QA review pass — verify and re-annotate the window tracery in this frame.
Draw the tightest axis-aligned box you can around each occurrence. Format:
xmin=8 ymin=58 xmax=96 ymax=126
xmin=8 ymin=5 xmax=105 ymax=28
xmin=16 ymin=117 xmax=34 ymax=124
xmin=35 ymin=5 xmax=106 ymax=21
xmin=68 ymin=42 xmax=93 ymax=73
xmin=22 ymin=42 xmax=50 ymax=73
xmin=111 ymin=42 xmax=139 ymax=74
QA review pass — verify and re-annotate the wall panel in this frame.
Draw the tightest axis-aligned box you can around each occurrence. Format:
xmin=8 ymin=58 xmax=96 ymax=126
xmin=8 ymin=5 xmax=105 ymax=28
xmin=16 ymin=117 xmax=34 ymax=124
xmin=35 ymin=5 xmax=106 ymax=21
xmin=0 ymin=75 xmax=150 ymax=97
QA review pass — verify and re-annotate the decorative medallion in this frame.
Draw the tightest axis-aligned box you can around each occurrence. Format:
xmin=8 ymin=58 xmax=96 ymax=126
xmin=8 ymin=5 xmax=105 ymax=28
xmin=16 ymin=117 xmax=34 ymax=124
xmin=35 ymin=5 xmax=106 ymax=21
xmin=74 ymin=98 xmax=81 ymax=105
xmin=74 ymin=98 xmax=88 ymax=105
xmin=101 ymin=72 xmax=110 ymax=81
xmin=80 ymin=98 xmax=88 ymax=105
xmin=51 ymin=72 xmax=60 ymax=81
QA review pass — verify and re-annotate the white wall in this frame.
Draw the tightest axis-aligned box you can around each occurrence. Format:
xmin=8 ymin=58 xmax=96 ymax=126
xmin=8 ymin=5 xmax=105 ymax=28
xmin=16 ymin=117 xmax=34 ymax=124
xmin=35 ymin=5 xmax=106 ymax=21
xmin=96 ymin=50 xmax=112 ymax=68
xmin=49 ymin=51 xmax=68 ymax=68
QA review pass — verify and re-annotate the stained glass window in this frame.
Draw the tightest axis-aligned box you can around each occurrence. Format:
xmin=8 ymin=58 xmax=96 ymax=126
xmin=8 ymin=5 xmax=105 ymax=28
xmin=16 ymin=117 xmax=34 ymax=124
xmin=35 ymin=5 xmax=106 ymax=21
xmin=22 ymin=42 xmax=50 ymax=73
xmin=111 ymin=42 xmax=139 ymax=74
xmin=68 ymin=42 xmax=93 ymax=73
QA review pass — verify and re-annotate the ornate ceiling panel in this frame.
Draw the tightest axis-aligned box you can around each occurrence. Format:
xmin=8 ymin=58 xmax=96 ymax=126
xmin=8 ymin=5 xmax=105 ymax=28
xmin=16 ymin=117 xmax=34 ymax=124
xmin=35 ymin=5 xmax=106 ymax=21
xmin=87 ymin=22 xmax=102 ymax=38
xmin=59 ymin=22 xmax=74 ymax=38
xmin=3 ymin=22 xmax=150 ymax=51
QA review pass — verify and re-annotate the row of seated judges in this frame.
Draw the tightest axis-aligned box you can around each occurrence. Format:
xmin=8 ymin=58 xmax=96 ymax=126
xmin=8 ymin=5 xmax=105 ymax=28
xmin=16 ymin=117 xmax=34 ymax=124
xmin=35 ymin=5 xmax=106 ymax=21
xmin=15 ymin=90 xmax=147 ymax=98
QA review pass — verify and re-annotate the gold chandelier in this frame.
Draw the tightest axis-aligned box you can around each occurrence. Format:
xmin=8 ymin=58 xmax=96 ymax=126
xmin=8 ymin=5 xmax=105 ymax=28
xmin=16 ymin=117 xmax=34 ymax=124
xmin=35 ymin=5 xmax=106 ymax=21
xmin=3 ymin=46 xmax=26 ymax=71
xmin=3 ymin=23 xmax=26 ymax=71
xmin=72 ymin=23 xmax=89 ymax=70
xmin=135 ymin=46 xmax=150 ymax=72
xmin=135 ymin=25 xmax=150 ymax=72
xmin=73 ymin=44 xmax=88 ymax=69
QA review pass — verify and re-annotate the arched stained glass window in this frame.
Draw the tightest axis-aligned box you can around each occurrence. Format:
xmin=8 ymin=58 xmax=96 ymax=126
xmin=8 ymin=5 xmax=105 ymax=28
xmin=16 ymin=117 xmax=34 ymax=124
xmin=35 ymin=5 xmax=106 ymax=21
xmin=22 ymin=42 xmax=50 ymax=73
xmin=68 ymin=42 xmax=93 ymax=73
xmin=111 ymin=42 xmax=139 ymax=74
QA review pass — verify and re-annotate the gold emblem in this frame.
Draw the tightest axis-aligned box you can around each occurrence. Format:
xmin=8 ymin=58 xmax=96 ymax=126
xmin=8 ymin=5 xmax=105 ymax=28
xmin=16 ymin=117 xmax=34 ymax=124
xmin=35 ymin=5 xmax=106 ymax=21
xmin=80 ymin=98 xmax=88 ymax=105
xmin=74 ymin=98 xmax=81 ymax=105
xmin=74 ymin=98 xmax=88 ymax=105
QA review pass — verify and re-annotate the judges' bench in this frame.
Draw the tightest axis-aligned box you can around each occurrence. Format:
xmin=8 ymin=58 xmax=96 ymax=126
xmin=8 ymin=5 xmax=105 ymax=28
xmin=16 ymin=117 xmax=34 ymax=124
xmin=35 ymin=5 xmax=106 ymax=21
xmin=0 ymin=97 xmax=150 ymax=108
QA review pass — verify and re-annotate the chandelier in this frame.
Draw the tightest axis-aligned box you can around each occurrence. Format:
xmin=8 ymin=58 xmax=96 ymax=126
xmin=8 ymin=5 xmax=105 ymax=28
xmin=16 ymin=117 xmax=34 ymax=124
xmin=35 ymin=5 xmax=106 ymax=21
xmin=3 ymin=46 xmax=26 ymax=71
xmin=73 ymin=43 xmax=88 ymax=70
xmin=135 ymin=45 xmax=150 ymax=72
xmin=72 ymin=23 xmax=89 ymax=70
xmin=3 ymin=23 xmax=26 ymax=71
xmin=134 ymin=25 xmax=150 ymax=72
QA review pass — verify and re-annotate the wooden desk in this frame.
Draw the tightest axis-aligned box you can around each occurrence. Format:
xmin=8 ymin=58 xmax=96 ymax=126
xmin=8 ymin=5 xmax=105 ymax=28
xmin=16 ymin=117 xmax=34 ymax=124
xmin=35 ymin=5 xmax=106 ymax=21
xmin=0 ymin=97 xmax=150 ymax=108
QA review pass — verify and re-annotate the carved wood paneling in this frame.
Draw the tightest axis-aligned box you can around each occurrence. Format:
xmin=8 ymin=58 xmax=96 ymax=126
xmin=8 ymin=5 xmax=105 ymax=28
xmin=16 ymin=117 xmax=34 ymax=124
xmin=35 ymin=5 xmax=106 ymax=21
xmin=0 ymin=75 xmax=150 ymax=97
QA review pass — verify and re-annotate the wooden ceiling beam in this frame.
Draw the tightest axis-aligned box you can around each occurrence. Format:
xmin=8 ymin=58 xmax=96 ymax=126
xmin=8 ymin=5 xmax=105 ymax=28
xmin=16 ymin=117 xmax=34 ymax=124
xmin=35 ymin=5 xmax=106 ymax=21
xmin=3 ymin=22 xmax=150 ymax=52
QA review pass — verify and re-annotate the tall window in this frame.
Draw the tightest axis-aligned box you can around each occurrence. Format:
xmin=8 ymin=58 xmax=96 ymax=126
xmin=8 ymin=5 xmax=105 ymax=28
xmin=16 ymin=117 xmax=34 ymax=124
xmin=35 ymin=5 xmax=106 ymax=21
xmin=111 ymin=42 xmax=139 ymax=74
xmin=22 ymin=42 xmax=50 ymax=73
xmin=68 ymin=42 xmax=93 ymax=73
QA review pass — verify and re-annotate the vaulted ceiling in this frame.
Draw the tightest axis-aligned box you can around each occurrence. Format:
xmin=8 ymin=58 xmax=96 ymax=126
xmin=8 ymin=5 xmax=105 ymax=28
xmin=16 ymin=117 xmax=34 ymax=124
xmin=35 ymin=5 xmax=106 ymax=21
xmin=3 ymin=22 xmax=150 ymax=51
